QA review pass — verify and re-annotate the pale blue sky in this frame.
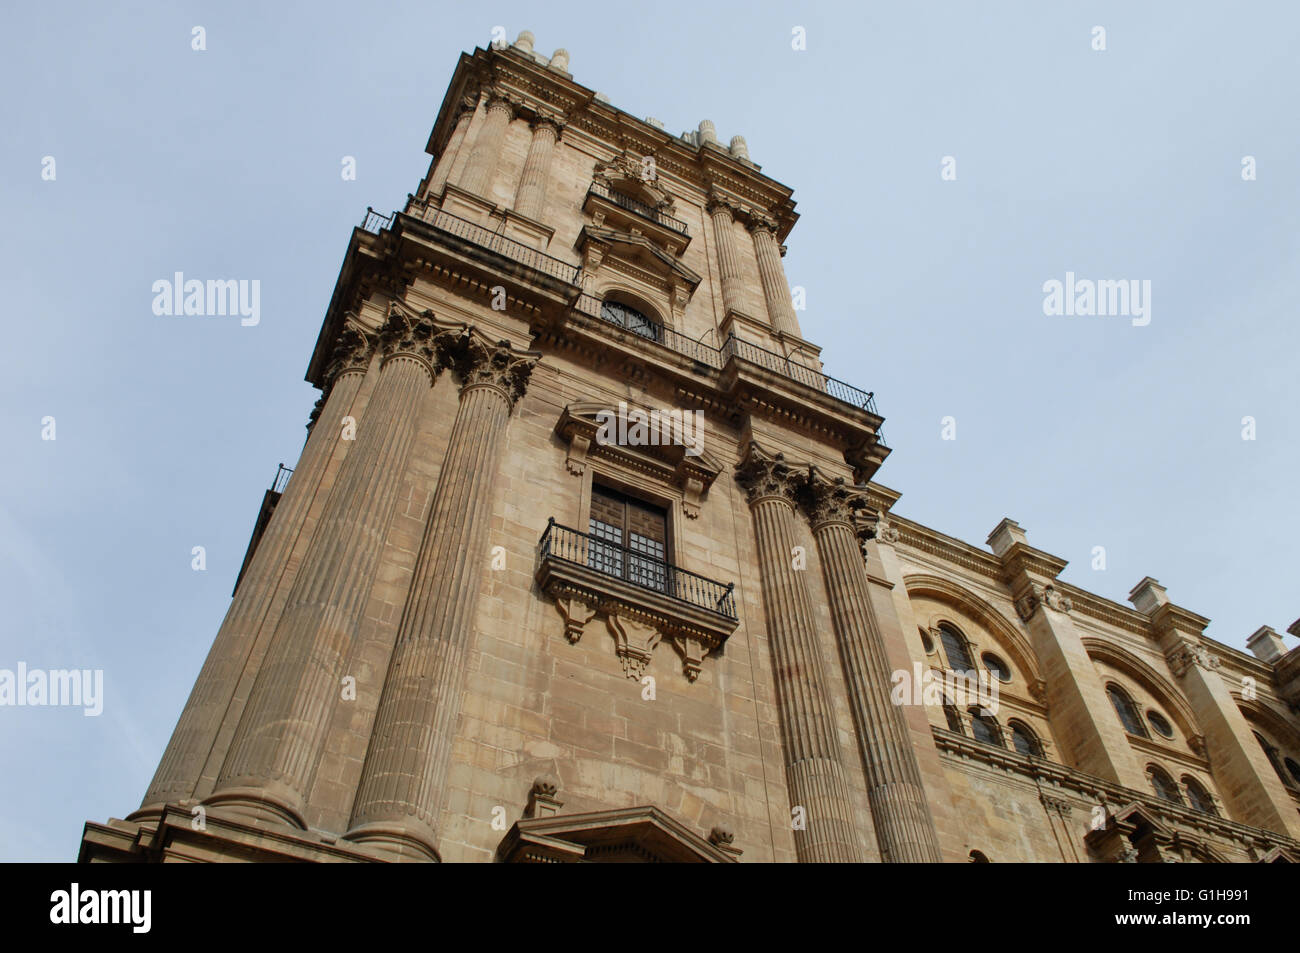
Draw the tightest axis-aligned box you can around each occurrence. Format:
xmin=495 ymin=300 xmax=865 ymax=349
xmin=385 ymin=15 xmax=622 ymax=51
xmin=2 ymin=1 xmax=1296 ymax=861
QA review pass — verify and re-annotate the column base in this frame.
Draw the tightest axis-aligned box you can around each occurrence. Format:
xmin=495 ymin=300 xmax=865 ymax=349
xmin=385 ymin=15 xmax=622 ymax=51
xmin=342 ymin=821 xmax=441 ymax=863
xmin=202 ymin=784 xmax=307 ymax=830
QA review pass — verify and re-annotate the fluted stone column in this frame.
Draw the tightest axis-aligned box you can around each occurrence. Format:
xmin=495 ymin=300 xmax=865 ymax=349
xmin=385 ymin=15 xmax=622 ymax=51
xmin=345 ymin=334 xmax=540 ymax=860
xmin=206 ymin=306 xmax=451 ymax=827
xmin=749 ymin=217 xmax=802 ymax=338
xmin=425 ymin=96 xmax=477 ymax=199
xmin=735 ymin=443 xmax=863 ymax=862
xmin=458 ymin=92 xmax=514 ymax=198
xmin=512 ymin=116 xmax=561 ymax=221
xmin=138 ymin=327 xmax=373 ymax=814
xmin=708 ymin=197 xmax=746 ymax=317
xmin=801 ymin=475 xmax=943 ymax=862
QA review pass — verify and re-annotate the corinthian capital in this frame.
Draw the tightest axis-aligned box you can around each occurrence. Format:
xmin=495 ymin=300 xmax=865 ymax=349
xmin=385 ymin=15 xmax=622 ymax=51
xmin=1166 ymin=639 xmax=1221 ymax=679
xmin=323 ymin=320 xmax=375 ymax=385
xmin=735 ymin=441 xmax=805 ymax=507
xmin=444 ymin=332 xmax=541 ymax=409
xmin=799 ymin=471 xmax=868 ymax=530
xmin=745 ymin=212 xmax=780 ymax=235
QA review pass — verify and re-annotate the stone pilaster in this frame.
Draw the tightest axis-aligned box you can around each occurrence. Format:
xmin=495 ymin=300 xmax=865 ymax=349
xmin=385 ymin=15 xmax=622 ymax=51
xmin=748 ymin=216 xmax=801 ymax=338
xmin=1132 ymin=579 xmax=1300 ymax=840
xmin=138 ymin=325 xmax=374 ymax=814
xmin=205 ymin=305 xmax=451 ymax=827
xmin=800 ymin=475 xmax=943 ymax=862
xmin=988 ymin=519 xmax=1146 ymax=791
xmin=458 ymin=91 xmax=514 ymax=198
xmin=425 ymin=94 xmax=478 ymax=199
xmin=735 ymin=443 xmax=863 ymax=862
xmin=512 ymin=116 xmax=562 ymax=221
xmin=708 ymin=196 xmax=746 ymax=318
xmin=344 ymin=333 xmax=540 ymax=861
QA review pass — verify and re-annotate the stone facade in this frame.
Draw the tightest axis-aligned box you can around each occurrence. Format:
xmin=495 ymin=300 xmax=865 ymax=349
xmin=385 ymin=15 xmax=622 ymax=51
xmin=80 ymin=33 xmax=1300 ymax=864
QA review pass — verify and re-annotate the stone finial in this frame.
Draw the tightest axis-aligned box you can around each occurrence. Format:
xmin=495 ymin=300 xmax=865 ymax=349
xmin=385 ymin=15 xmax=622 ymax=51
xmin=645 ymin=116 xmax=664 ymax=129
xmin=729 ymin=135 xmax=750 ymax=160
xmin=1128 ymin=576 xmax=1169 ymax=615
xmin=708 ymin=823 xmax=734 ymax=846
xmin=526 ymin=774 xmax=563 ymax=818
xmin=986 ymin=518 xmax=1028 ymax=558
xmin=698 ymin=119 xmax=718 ymax=144
xmin=548 ymin=48 xmax=569 ymax=71
xmin=513 ymin=30 xmax=535 ymax=54
xmin=1247 ymin=626 xmax=1288 ymax=664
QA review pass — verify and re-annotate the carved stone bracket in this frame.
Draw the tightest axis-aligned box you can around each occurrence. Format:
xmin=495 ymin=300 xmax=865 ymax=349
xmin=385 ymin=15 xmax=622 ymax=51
xmin=607 ymin=614 xmax=662 ymax=680
xmin=1166 ymin=640 xmax=1221 ymax=679
xmin=554 ymin=595 xmax=598 ymax=644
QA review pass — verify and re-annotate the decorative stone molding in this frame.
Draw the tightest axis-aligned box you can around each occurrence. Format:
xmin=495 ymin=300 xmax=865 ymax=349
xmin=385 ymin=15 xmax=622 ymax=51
xmin=798 ymin=470 xmax=869 ymax=531
xmin=607 ymin=614 xmax=662 ymax=679
xmin=734 ymin=441 xmax=803 ymax=508
xmin=376 ymin=301 xmax=445 ymax=375
xmin=323 ymin=320 xmax=375 ymax=385
xmin=1039 ymin=791 xmax=1074 ymax=816
xmin=1166 ymin=640 xmax=1221 ymax=679
xmin=554 ymin=595 xmax=597 ymax=644
xmin=672 ymin=635 xmax=706 ymax=682
xmin=553 ymin=402 xmax=721 ymax=504
xmin=1014 ymin=583 xmax=1074 ymax=623
xmin=444 ymin=331 xmax=541 ymax=410
xmin=526 ymin=775 xmax=563 ymax=818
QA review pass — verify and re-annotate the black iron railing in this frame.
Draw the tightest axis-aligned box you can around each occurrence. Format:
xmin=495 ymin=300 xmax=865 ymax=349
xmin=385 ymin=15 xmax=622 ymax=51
xmin=423 ymin=207 xmax=581 ymax=285
xmin=539 ymin=519 xmax=737 ymax=620
xmin=719 ymin=334 xmax=880 ymax=415
xmin=271 ymin=462 xmax=294 ymax=495
xmin=587 ymin=181 xmax=690 ymax=236
xmin=361 ymin=207 xmax=393 ymax=233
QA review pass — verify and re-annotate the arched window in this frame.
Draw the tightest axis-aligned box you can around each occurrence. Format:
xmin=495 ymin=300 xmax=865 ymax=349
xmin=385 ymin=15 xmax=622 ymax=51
xmin=981 ymin=652 xmax=1011 ymax=682
xmin=1147 ymin=765 xmax=1183 ymax=805
xmin=1146 ymin=710 xmax=1174 ymax=739
xmin=1182 ymin=776 xmax=1217 ymax=816
xmin=1253 ymin=732 xmax=1294 ymax=789
xmin=599 ymin=298 xmax=660 ymax=342
xmin=969 ymin=850 xmax=990 ymax=863
xmin=968 ymin=707 xmax=1002 ymax=747
xmin=939 ymin=624 xmax=974 ymax=673
xmin=1009 ymin=720 xmax=1043 ymax=758
xmin=943 ymin=704 xmax=964 ymax=735
xmin=1106 ymin=684 xmax=1147 ymax=737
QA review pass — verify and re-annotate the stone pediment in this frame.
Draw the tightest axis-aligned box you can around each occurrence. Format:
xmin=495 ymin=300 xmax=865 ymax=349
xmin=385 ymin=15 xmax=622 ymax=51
xmin=577 ymin=225 xmax=701 ymax=287
xmin=496 ymin=805 xmax=741 ymax=863
xmin=555 ymin=401 xmax=720 ymax=513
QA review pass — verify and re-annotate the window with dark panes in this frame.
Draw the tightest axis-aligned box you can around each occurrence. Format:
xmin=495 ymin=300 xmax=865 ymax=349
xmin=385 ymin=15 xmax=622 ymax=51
xmin=939 ymin=624 xmax=974 ymax=674
xmin=587 ymin=484 xmax=668 ymax=594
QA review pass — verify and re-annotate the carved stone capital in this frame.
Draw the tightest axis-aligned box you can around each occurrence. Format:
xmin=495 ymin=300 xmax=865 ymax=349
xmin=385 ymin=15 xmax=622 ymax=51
xmin=375 ymin=302 xmax=443 ymax=377
xmin=705 ymin=192 xmax=740 ymax=219
xmin=445 ymin=333 xmax=541 ymax=410
xmin=734 ymin=442 xmax=804 ymax=508
xmin=799 ymin=471 xmax=868 ymax=531
xmin=323 ymin=320 xmax=375 ymax=386
xmin=483 ymin=87 xmax=519 ymax=118
xmin=1039 ymin=791 xmax=1073 ymax=816
xmin=1014 ymin=583 xmax=1073 ymax=623
xmin=745 ymin=212 xmax=780 ymax=235
xmin=1166 ymin=640 xmax=1221 ymax=679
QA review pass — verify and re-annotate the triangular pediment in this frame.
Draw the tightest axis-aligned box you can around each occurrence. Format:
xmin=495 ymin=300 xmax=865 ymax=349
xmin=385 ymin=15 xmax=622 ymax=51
xmin=496 ymin=805 xmax=740 ymax=863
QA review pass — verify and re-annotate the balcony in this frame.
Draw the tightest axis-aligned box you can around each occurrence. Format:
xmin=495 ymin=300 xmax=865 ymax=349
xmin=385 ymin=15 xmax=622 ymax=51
xmin=535 ymin=519 xmax=739 ymax=681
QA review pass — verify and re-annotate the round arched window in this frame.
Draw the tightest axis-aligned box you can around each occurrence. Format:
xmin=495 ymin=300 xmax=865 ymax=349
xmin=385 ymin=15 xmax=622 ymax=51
xmin=981 ymin=652 xmax=1011 ymax=682
xmin=1147 ymin=765 xmax=1183 ymax=805
xmin=968 ymin=707 xmax=1002 ymax=747
xmin=1009 ymin=721 xmax=1043 ymax=758
xmin=1182 ymin=776 xmax=1217 ymax=816
xmin=938 ymin=624 xmax=974 ymax=674
xmin=600 ymin=298 xmax=660 ymax=342
xmin=1146 ymin=710 xmax=1174 ymax=739
xmin=1106 ymin=684 xmax=1146 ymax=737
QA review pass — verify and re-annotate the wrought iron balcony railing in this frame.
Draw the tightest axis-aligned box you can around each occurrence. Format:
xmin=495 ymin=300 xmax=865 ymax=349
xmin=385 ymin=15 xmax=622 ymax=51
xmin=719 ymin=334 xmax=879 ymax=415
xmin=271 ymin=462 xmax=294 ymax=494
xmin=587 ymin=181 xmax=690 ymax=236
xmin=539 ymin=519 xmax=737 ymax=620
xmin=359 ymin=206 xmax=581 ymax=285
xmin=574 ymin=293 xmax=721 ymax=367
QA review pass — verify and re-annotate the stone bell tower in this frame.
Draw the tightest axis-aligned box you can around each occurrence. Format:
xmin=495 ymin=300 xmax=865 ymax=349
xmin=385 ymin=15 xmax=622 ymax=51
xmin=81 ymin=31 xmax=952 ymax=863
